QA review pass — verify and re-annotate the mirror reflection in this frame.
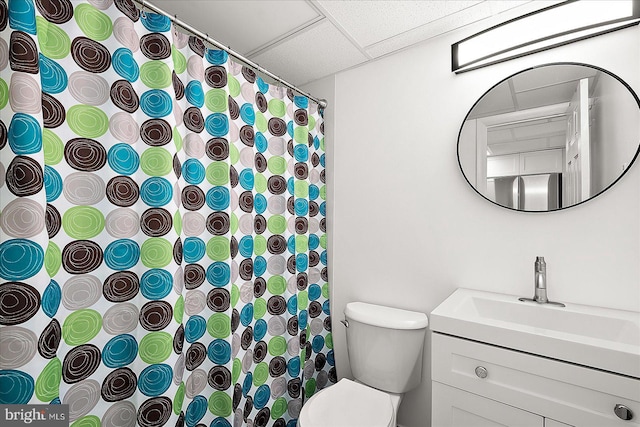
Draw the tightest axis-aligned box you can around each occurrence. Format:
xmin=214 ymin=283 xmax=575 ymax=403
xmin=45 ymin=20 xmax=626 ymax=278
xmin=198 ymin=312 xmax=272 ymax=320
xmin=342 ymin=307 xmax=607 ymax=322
xmin=458 ymin=63 xmax=640 ymax=212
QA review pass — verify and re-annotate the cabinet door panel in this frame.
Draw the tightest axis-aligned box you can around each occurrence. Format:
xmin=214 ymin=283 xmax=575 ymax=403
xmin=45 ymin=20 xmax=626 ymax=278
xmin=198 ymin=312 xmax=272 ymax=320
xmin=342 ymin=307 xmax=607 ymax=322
xmin=432 ymin=333 xmax=640 ymax=426
xmin=433 ymin=382 xmax=544 ymax=427
xmin=545 ymin=419 xmax=573 ymax=427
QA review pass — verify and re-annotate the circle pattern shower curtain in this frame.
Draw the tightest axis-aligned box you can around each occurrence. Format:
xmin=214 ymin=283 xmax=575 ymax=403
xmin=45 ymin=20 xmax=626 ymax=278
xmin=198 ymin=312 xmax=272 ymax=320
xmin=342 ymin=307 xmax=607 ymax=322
xmin=0 ymin=1 xmax=334 ymax=426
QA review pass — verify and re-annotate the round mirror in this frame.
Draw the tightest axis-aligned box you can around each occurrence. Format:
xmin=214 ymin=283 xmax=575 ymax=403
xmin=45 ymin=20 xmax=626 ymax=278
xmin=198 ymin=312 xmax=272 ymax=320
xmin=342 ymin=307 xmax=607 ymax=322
xmin=457 ymin=63 xmax=640 ymax=212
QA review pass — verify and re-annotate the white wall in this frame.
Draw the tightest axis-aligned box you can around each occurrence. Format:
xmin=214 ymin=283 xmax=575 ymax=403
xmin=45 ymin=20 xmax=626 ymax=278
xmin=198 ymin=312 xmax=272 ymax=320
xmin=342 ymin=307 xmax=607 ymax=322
xmin=304 ymin=22 xmax=640 ymax=427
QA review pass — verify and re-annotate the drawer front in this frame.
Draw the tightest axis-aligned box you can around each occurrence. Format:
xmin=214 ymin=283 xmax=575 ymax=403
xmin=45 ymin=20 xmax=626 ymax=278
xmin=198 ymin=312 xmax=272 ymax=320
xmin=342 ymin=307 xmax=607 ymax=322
xmin=432 ymin=333 xmax=640 ymax=426
xmin=432 ymin=382 xmax=544 ymax=427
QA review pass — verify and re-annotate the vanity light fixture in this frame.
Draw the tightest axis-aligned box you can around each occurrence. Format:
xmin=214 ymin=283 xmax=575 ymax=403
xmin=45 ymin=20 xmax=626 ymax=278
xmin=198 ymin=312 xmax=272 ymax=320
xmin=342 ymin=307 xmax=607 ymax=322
xmin=452 ymin=0 xmax=640 ymax=73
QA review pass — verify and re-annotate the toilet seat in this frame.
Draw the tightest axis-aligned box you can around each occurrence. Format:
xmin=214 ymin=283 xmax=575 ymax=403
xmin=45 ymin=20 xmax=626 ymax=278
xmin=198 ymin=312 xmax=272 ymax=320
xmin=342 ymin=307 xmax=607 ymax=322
xmin=298 ymin=378 xmax=394 ymax=427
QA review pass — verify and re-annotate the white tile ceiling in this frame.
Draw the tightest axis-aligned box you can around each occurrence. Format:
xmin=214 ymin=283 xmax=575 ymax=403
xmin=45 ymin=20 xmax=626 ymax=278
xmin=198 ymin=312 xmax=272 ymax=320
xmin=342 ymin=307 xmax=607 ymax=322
xmin=149 ymin=0 xmax=560 ymax=87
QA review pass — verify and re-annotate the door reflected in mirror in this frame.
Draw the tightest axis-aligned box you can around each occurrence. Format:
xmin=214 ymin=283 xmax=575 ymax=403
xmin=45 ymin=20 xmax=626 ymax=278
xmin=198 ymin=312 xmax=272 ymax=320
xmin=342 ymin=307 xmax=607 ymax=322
xmin=458 ymin=63 xmax=640 ymax=212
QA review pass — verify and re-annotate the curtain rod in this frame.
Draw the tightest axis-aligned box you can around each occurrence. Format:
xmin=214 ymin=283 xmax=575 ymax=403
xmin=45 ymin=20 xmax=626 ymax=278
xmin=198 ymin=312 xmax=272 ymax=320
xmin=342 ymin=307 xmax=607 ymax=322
xmin=133 ymin=0 xmax=327 ymax=109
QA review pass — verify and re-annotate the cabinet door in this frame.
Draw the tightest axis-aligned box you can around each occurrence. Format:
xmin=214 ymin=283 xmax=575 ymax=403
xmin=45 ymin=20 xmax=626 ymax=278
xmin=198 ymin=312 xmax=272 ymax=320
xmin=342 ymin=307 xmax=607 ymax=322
xmin=487 ymin=154 xmax=519 ymax=177
xmin=545 ymin=419 xmax=573 ymax=427
xmin=519 ymin=149 xmax=563 ymax=174
xmin=432 ymin=382 xmax=544 ymax=427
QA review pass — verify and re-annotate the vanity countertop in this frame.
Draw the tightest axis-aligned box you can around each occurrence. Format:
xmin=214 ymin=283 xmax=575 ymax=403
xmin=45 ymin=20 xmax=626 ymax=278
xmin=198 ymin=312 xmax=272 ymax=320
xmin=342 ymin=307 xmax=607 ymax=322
xmin=430 ymin=288 xmax=640 ymax=378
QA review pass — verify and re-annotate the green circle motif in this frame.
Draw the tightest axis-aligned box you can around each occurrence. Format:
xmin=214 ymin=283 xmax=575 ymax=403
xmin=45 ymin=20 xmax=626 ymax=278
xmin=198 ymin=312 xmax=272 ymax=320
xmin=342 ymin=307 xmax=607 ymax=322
xmin=229 ymin=144 xmax=239 ymax=165
xmin=254 ymin=173 xmax=267 ymax=193
xmin=174 ymin=211 xmax=182 ymax=235
xmin=0 ymin=78 xmax=8 ymax=110
xmin=207 ymin=313 xmax=231 ymax=338
xmin=230 ymin=285 xmax=239 ymax=308
xmin=271 ymin=397 xmax=288 ymax=419
xmin=308 ymin=115 xmax=316 ymax=132
xmin=295 ymin=180 xmax=309 ymax=198
xmin=232 ymin=358 xmax=241 ymax=384
xmin=227 ymin=76 xmax=240 ymax=97
xmin=298 ymin=291 xmax=308 ymax=310
xmin=140 ymin=238 xmax=173 ymax=268
xmin=320 ymin=185 xmax=326 ymax=200
xmin=267 ymin=156 xmax=286 ymax=175
xmin=253 ymin=235 xmax=266 ymax=256
xmin=268 ymin=336 xmax=287 ymax=356
xmin=295 ymin=235 xmax=308 ymax=253
xmin=67 ymin=105 xmax=108 ymax=138
xmin=267 ymin=215 xmax=286 ymax=234
xmin=43 ymin=129 xmax=64 ymax=165
xmin=70 ymin=416 xmax=101 ymax=427
xmin=173 ymin=382 xmax=185 ymax=415
xmin=35 ymin=357 xmax=61 ymax=402
xmin=267 ymin=276 xmax=286 ymax=295
xmin=255 ymin=111 xmax=267 ymax=133
xmin=140 ymin=61 xmax=172 ymax=89
xmin=230 ymin=213 xmax=238 ymax=234
xmin=36 ymin=16 xmax=71 ymax=59
xmin=139 ymin=332 xmax=173 ymax=364
xmin=173 ymin=126 xmax=182 ymax=151
xmin=294 ymin=126 xmax=308 ymax=144
xmin=74 ymin=4 xmax=113 ymax=41
xmin=174 ymin=295 xmax=184 ymax=324
xmin=322 ymin=283 xmax=329 ymax=298
xmin=320 ymin=234 xmax=327 ymax=249
xmin=140 ymin=148 xmax=173 ymax=177
xmin=305 ymin=379 xmax=317 ymax=398
xmin=254 ymin=298 xmax=266 ymax=319
xmin=253 ymin=362 xmax=268 ymax=386
xmin=62 ymin=309 xmax=102 ymax=346
xmin=268 ymin=99 xmax=286 ymax=117
xmin=326 ymin=332 xmax=333 ymax=349
xmin=62 ymin=206 xmax=105 ymax=239
xmin=207 ymin=236 xmax=230 ymax=261
xmin=172 ymin=46 xmax=186 ymax=74
xmin=205 ymin=89 xmax=227 ymax=113
xmin=45 ymin=241 xmax=61 ymax=278
xmin=208 ymin=391 xmax=232 ymax=417
xmin=206 ymin=162 xmax=229 ymax=185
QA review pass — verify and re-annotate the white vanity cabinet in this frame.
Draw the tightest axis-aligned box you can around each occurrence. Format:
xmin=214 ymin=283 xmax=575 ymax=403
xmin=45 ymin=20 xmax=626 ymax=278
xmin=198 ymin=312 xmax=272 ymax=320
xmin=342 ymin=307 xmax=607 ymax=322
xmin=431 ymin=333 xmax=640 ymax=427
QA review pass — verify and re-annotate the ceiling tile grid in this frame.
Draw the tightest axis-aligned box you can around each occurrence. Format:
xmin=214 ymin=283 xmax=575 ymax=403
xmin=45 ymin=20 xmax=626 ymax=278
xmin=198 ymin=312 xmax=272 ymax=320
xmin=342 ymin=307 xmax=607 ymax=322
xmin=249 ymin=19 xmax=370 ymax=86
xmin=144 ymin=0 xmax=563 ymax=87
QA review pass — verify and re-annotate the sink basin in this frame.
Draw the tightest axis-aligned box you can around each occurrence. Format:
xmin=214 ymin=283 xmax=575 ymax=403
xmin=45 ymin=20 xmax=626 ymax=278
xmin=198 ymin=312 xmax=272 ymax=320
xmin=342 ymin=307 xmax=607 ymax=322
xmin=430 ymin=288 xmax=640 ymax=378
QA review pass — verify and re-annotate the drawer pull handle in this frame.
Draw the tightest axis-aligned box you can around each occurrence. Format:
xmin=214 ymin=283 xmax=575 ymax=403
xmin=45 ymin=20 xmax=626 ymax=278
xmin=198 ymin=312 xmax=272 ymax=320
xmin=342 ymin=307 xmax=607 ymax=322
xmin=614 ymin=404 xmax=633 ymax=421
xmin=474 ymin=366 xmax=488 ymax=379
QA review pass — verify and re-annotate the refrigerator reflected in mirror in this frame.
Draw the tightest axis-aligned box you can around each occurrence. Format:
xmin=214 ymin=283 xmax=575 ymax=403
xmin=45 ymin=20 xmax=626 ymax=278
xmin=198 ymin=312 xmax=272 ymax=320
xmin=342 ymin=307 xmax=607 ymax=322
xmin=487 ymin=173 xmax=561 ymax=211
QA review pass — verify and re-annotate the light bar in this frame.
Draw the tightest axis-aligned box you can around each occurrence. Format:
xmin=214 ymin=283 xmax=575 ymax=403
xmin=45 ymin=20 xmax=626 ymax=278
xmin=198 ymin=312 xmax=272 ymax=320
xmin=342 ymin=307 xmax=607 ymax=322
xmin=452 ymin=0 xmax=640 ymax=73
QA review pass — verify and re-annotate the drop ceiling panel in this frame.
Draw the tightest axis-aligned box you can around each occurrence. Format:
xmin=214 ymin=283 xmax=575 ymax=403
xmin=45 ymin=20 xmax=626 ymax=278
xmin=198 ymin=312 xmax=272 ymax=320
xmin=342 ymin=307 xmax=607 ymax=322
xmin=249 ymin=20 xmax=369 ymax=86
xmin=515 ymin=81 xmax=578 ymax=110
xmin=511 ymin=65 xmax=597 ymax=93
xmin=468 ymin=82 xmax=516 ymax=118
xmin=149 ymin=0 xmax=322 ymax=54
xmin=316 ymin=0 xmax=482 ymax=48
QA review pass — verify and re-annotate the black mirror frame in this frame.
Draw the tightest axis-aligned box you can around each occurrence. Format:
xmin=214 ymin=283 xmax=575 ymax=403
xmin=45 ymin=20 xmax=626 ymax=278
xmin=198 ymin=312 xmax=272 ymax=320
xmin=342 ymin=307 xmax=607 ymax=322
xmin=457 ymin=62 xmax=640 ymax=213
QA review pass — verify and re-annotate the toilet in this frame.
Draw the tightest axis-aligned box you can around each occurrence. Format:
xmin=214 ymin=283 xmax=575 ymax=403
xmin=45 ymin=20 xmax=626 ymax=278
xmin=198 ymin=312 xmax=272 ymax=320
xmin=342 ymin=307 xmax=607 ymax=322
xmin=299 ymin=302 xmax=429 ymax=427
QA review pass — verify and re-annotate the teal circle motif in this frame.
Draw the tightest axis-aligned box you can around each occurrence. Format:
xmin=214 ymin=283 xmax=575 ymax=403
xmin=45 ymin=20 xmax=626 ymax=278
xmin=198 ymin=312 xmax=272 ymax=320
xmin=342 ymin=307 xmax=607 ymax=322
xmin=0 ymin=239 xmax=44 ymax=281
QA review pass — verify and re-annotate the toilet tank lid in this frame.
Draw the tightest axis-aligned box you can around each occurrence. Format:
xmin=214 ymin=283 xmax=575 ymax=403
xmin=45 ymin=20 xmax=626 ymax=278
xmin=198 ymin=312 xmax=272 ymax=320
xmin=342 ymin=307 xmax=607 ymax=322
xmin=345 ymin=302 xmax=428 ymax=330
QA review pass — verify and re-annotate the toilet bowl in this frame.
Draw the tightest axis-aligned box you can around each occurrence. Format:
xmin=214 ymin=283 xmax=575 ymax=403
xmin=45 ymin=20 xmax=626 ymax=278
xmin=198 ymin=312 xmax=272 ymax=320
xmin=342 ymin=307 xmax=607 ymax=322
xmin=298 ymin=378 xmax=400 ymax=427
xmin=298 ymin=302 xmax=428 ymax=427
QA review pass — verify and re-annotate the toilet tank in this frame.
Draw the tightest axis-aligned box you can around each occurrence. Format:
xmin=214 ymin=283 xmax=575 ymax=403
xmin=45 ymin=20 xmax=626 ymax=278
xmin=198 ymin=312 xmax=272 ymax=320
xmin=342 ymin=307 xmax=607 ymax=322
xmin=344 ymin=302 xmax=429 ymax=394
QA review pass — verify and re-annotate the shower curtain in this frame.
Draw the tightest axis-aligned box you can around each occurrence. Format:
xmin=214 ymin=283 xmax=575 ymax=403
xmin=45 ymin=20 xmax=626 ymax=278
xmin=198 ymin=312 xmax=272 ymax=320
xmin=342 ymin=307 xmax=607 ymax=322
xmin=0 ymin=1 xmax=334 ymax=426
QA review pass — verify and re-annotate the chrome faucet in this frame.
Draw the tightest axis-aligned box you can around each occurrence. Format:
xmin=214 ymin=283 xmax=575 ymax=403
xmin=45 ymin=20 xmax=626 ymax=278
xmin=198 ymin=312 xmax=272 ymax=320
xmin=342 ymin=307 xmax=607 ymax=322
xmin=519 ymin=256 xmax=565 ymax=307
